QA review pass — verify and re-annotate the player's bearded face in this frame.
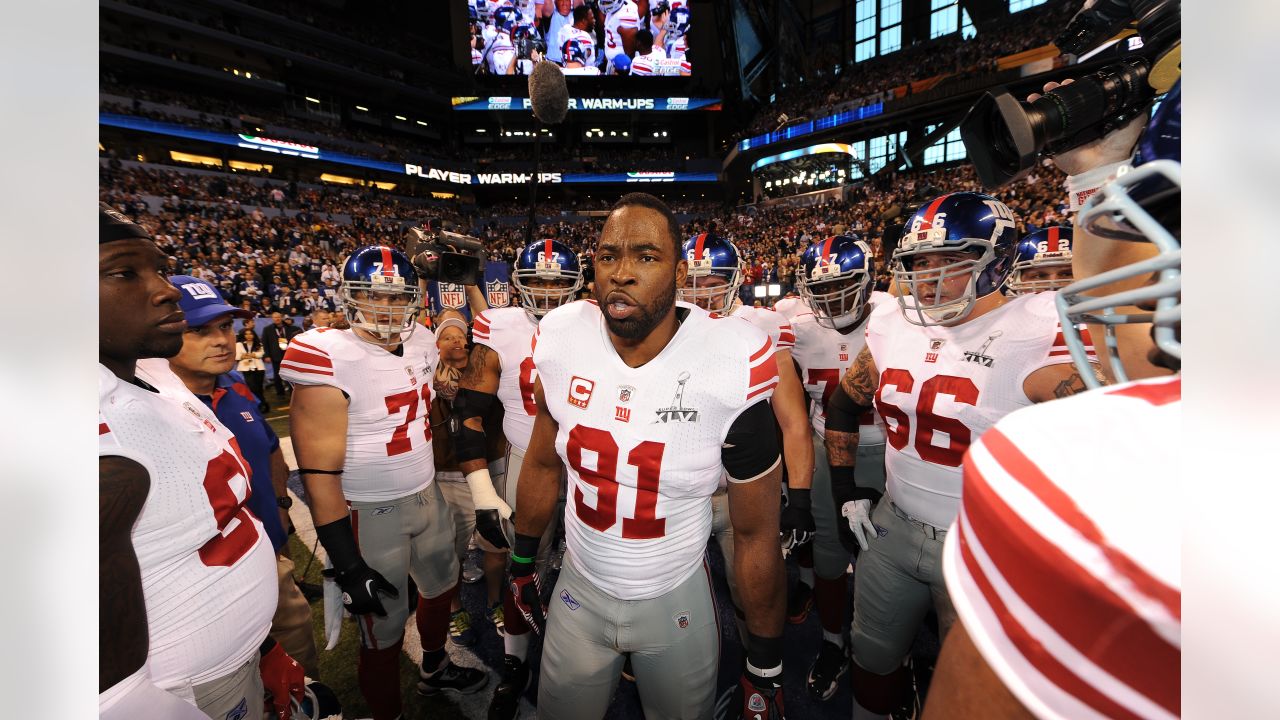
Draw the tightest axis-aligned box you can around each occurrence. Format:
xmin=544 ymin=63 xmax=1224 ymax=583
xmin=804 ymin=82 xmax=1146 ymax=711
xmin=594 ymin=206 xmax=685 ymax=341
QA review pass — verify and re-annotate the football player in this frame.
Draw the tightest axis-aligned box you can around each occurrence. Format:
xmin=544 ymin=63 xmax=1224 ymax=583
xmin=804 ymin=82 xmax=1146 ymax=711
xmin=557 ymin=5 xmax=598 ymax=69
xmin=1005 ymin=226 xmax=1075 ymax=295
xmin=99 ymin=203 xmax=276 ymax=720
xmin=789 ymin=234 xmax=891 ymax=702
xmin=282 ymin=246 xmax=486 ymax=720
xmin=629 ymin=28 xmax=690 ymax=76
xmin=664 ymin=4 xmax=690 ymax=60
xmin=509 ymin=193 xmax=789 ymax=719
xmin=560 ymin=39 xmax=601 ymax=74
xmin=823 ymin=192 xmax=1101 ymax=715
xmin=451 ymin=238 xmax=584 ymax=720
xmin=925 ymin=81 xmax=1181 ymax=720
xmin=597 ymin=0 xmax=639 ymax=73
xmin=677 ymin=231 xmax=816 ymax=642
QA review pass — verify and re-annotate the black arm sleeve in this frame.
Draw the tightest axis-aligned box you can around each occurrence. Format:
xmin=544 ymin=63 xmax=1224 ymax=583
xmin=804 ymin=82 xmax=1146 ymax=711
xmin=825 ymin=383 xmax=870 ymax=434
xmin=722 ymin=399 xmax=781 ymax=482
xmin=451 ymin=387 xmax=496 ymax=463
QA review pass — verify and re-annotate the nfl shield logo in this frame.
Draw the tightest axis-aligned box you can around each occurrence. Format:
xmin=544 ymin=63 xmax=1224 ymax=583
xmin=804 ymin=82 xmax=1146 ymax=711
xmin=486 ymin=279 xmax=511 ymax=308
xmin=439 ymin=282 xmax=466 ymax=310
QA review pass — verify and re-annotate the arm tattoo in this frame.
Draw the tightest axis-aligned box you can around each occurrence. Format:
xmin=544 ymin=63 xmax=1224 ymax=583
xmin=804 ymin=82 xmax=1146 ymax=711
xmin=458 ymin=344 xmax=491 ymax=388
xmin=1052 ymin=371 xmax=1090 ymax=399
xmin=824 ymin=429 xmax=860 ymax=468
xmin=840 ymin=347 xmax=879 ymax=407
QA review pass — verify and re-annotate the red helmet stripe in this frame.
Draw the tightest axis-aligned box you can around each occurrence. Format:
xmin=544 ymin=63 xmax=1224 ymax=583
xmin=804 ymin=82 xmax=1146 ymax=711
xmin=1047 ymin=227 xmax=1060 ymax=253
xmin=544 ymin=238 xmax=553 ymax=263
xmin=379 ymin=246 xmax=394 ymax=276
xmin=694 ymin=232 xmax=707 ymax=259
xmin=920 ymin=194 xmax=952 ymax=229
xmin=820 ymin=235 xmax=835 ymax=261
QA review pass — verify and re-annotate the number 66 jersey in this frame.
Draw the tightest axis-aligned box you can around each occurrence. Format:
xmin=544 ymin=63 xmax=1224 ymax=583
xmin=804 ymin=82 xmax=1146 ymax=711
xmin=280 ymin=325 xmax=439 ymax=502
xmin=534 ymin=300 xmax=778 ymax=600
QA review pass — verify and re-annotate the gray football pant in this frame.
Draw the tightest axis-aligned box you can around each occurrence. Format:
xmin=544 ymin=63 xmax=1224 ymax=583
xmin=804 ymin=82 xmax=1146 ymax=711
xmin=850 ymin=496 xmax=957 ymax=675
xmin=538 ymin=554 xmax=720 ymax=720
xmin=193 ymin=654 xmax=263 ymax=720
xmin=811 ymin=431 xmax=887 ymax=579
xmin=350 ymin=483 xmax=459 ymax=649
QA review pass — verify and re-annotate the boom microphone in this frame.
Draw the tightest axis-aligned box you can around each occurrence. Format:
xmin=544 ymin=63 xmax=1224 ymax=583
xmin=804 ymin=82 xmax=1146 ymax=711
xmin=528 ymin=61 xmax=570 ymax=125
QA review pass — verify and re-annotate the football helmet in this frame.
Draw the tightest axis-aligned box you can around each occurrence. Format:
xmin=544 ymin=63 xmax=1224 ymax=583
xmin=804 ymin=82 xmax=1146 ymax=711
xmin=493 ymin=5 xmax=519 ymax=33
xmin=892 ymin=191 xmax=1019 ymax=326
xmin=339 ymin=245 xmax=423 ymax=347
xmin=797 ymin=234 xmax=874 ymax=330
xmin=667 ymin=6 xmax=691 ymax=39
xmin=1057 ymin=79 xmax=1181 ymax=388
xmin=598 ymin=0 xmax=628 ymax=14
xmin=1006 ymin=226 xmax=1074 ymax=295
xmin=679 ymin=232 xmax=743 ymax=314
xmin=289 ymin=679 xmax=343 ymax=719
xmin=512 ymin=238 xmax=583 ymax=318
xmin=561 ymin=38 xmax=588 ymax=65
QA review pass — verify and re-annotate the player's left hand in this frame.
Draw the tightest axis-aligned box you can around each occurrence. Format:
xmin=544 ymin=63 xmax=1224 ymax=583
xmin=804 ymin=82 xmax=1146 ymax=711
xmin=507 ymin=558 xmax=547 ymax=635
xmin=259 ymin=639 xmax=305 ymax=720
xmin=732 ymin=668 xmax=786 ymax=720
xmin=840 ymin=499 xmax=877 ymax=552
xmin=779 ymin=488 xmax=815 ymax=552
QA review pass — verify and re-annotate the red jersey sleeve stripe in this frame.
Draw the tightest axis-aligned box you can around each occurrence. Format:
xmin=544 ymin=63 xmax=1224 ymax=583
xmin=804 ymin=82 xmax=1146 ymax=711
xmin=978 ymin=428 xmax=1180 ymax=620
xmin=955 ymin=522 xmax=1159 ymax=720
xmin=749 ymin=358 xmax=778 ymax=389
xmin=962 ymin=453 xmax=1180 ymax=714
xmin=290 ymin=339 xmax=330 ymax=357
xmin=749 ymin=337 xmax=773 ymax=363
xmin=747 ymin=380 xmax=778 ymax=401
xmin=1105 ymin=377 xmax=1181 ymax=406
xmin=282 ymin=348 xmax=334 ymax=369
xmin=776 ymin=324 xmax=796 ymax=348
xmin=99 ymin=422 xmax=110 ymax=435
xmin=279 ymin=362 xmax=334 ymax=377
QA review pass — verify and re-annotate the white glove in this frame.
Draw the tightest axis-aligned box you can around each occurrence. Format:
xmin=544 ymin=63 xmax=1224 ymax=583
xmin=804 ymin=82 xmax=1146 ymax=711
xmin=465 ymin=468 xmax=512 ymax=518
xmin=840 ymin=499 xmax=876 ymax=552
xmin=321 ymin=559 xmax=343 ymax=651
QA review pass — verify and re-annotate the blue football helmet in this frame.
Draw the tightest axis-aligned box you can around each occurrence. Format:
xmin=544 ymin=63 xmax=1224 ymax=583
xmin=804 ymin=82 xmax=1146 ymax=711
xmin=561 ymin=39 xmax=588 ymax=66
xmin=1007 ymin=226 xmax=1074 ymax=295
xmin=339 ymin=245 xmax=423 ymax=346
xmin=1057 ymin=80 xmax=1181 ymax=388
xmin=512 ymin=238 xmax=583 ymax=318
xmin=493 ymin=6 xmax=518 ymax=33
xmin=798 ymin=234 xmax=874 ymax=330
xmin=598 ymin=0 xmax=628 ymax=14
xmin=667 ymin=6 xmax=691 ymax=40
xmin=892 ymin=191 xmax=1020 ymax=326
xmin=679 ymin=232 xmax=742 ymax=314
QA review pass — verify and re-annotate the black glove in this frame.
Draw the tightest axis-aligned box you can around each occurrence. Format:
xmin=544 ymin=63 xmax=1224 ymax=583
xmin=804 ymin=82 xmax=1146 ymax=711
xmin=507 ymin=533 xmax=547 ymax=635
xmin=315 ymin=516 xmax=399 ymax=616
xmin=732 ymin=634 xmax=786 ymax=720
xmin=779 ymin=487 xmax=815 ymax=552
xmin=476 ymin=508 xmax=511 ymax=551
xmin=830 ymin=466 xmax=880 ymax=555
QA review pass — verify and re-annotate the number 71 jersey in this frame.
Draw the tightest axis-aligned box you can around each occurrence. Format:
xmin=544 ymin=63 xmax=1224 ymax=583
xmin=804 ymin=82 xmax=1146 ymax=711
xmin=280 ymin=326 xmax=439 ymax=502
xmin=534 ymin=301 xmax=778 ymax=600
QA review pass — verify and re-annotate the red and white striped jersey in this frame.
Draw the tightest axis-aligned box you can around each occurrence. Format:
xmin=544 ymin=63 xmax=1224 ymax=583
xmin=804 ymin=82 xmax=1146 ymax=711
xmin=280 ymin=327 xmax=439 ymax=502
xmin=866 ymin=291 xmax=1092 ymax=529
xmin=602 ymin=0 xmax=639 ymax=64
xmin=729 ymin=304 xmax=795 ymax=351
xmin=944 ymin=375 xmax=1181 ymax=720
xmin=534 ymin=300 xmax=776 ymax=600
xmin=472 ymin=307 xmax=539 ymax=452
xmin=789 ymin=291 xmax=892 ymax=443
xmin=100 ymin=363 xmax=276 ymax=689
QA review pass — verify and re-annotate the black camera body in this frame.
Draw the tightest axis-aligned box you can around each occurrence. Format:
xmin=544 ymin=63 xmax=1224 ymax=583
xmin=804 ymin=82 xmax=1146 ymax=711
xmin=960 ymin=0 xmax=1180 ymax=188
xmin=406 ymin=221 xmax=484 ymax=286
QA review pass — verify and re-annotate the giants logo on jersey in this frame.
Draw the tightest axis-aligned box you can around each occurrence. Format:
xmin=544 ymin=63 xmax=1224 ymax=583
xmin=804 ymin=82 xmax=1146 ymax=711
xmin=568 ymin=376 xmax=595 ymax=409
xmin=925 ymin=338 xmax=945 ymax=364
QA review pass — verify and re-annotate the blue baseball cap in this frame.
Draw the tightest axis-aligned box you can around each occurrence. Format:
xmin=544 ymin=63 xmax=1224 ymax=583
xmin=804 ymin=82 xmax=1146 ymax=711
xmin=170 ymin=275 xmax=254 ymax=327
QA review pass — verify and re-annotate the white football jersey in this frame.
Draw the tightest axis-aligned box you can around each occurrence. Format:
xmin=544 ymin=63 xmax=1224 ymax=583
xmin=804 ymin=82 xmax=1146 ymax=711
xmin=789 ymin=291 xmax=891 ymax=443
xmin=730 ymin=304 xmax=795 ymax=351
xmin=772 ymin=295 xmax=807 ymax=322
xmin=472 ymin=307 xmax=539 ymax=452
xmin=665 ymin=35 xmax=688 ymax=61
xmin=558 ymin=26 xmax=597 ymax=67
xmin=99 ymin=364 xmax=276 ymax=689
xmin=562 ymin=65 xmax=602 ymax=75
xmin=866 ymin=291 xmax=1091 ymax=529
xmin=280 ymin=327 xmax=439 ymax=502
xmin=945 ymin=375 xmax=1180 ymax=720
xmin=490 ymin=44 xmax=517 ymax=75
xmin=534 ymin=301 xmax=777 ymax=600
xmin=603 ymin=0 xmax=639 ymax=63
xmin=630 ymin=48 xmax=689 ymax=76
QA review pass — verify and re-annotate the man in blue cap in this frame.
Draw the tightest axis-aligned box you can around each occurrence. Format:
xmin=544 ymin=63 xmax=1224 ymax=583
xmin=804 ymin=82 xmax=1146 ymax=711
xmin=138 ymin=275 xmax=320 ymax=688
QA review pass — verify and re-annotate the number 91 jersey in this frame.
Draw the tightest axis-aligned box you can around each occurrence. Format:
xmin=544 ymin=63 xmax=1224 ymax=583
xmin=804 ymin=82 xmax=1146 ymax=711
xmin=534 ymin=301 xmax=778 ymax=600
xmin=280 ymin=326 xmax=439 ymax=502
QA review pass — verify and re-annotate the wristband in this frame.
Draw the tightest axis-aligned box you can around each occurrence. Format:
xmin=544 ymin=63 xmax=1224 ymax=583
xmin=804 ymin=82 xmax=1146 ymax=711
xmin=787 ymin=488 xmax=811 ymax=510
xmin=745 ymin=633 xmax=783 ymax=677
xmin=830 ymin=466 xmax=856 ymax=487
xmin=314 ymin=516 xmax=362 ymax=572
xmin=1066 ymin=159 xmax=1132 ymax=213
xmin=512 ymin=532 xmax=541 ymax=564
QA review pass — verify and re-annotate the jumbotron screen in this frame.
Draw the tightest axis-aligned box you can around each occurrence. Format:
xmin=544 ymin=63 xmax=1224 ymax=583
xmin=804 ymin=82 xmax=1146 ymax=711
xmin=466 ymin=0 xmax=693 ymax=77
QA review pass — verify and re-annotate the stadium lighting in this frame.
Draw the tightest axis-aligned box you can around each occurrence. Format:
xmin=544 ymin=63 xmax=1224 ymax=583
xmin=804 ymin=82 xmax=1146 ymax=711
xmin=394 ymin=115 xmax=407 ymax=120
xmin=662 ymin=131 xmax=668 ymax=137
xmin=417 ymin=120 xmax=428 ymax=126
xmin=355 ymin=105 xmax=369 ymax=111
xmin=622 ymin=131 xmax=628 ymax=137
xmin=610 ymin=131 xmax=616 ymax=137
xmin=753 ymin=285 xmax=767 ymax=298
xmin=305 ymin=97 xmax=320 ymax=104
xmin=768 ymin=284 xmax=781 ymax=296
xmin=245 ymin=72 xmax=252 ymax=79
xmin=476 ymin=128 xmax=486 ymax=133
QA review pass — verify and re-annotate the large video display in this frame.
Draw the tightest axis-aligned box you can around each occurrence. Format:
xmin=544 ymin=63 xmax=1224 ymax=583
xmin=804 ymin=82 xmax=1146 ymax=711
xmin=466 ymin=1 xmax=692 ymax=77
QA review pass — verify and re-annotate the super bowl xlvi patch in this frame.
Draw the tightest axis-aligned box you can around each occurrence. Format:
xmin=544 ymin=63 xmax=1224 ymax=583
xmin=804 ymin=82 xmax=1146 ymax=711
xmin=672 ymin=609 xmax=691 ymax=630
xmin=224 ymin=698 xmax=249 ymax=720
xmin=962 ymin=331 xmax=1004 ymax=368
xmin=560 ymin=590 xmax=581 ymax=611
xmin=372 ymin=506 xmax=395 ymax=516
xmin=747 ymin=692 xmax=766 ymax=713
xmin=654 ymin=372 xmax=699 ymax=423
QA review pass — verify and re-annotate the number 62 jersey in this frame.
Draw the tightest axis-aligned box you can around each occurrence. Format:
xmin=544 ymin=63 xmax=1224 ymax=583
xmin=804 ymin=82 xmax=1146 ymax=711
xmin=534 ymin=300 xmax=778 ymax=600
xmin=280 ymin=326 xmax=439 ymax=502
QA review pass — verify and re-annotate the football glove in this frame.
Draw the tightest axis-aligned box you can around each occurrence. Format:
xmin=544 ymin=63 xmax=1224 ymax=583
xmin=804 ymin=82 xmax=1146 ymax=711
xmin=507 ymin=533 xmax=547 ymax=635
xmin=467 ymin=468 xmax=512 ymax=550
xmin=314 ymin=516 xmax=399 ymax=616
xmin=840 ymin=499 xmax=877 ymax=553
xmin=733 ymin=666 xmax=786 ymax=720
xmin=259 ymin=639 xmax=305 ymax=720
xmin=779 ymin=487 xmax=815 ymax=553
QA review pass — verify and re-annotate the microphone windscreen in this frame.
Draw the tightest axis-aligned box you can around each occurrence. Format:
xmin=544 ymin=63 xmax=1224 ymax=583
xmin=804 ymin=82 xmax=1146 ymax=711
xmin=528 ymin=61 xmax=569 ymax=125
